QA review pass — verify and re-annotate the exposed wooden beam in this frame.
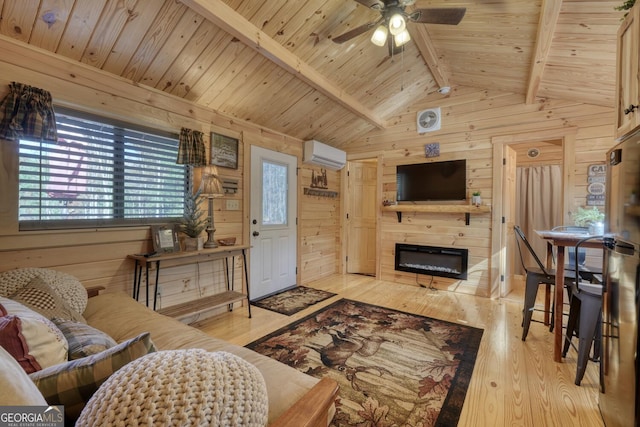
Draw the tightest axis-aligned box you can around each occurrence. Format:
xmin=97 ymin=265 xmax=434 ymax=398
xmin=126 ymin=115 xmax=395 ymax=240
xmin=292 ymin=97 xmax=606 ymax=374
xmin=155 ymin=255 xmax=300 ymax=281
xmin=180 ymin=0 xmax=386 ymax=129
xmin=526 ymin=0 xmax=562 ymax=104
xmin=409 ymin=24 xmax=451 ymax=91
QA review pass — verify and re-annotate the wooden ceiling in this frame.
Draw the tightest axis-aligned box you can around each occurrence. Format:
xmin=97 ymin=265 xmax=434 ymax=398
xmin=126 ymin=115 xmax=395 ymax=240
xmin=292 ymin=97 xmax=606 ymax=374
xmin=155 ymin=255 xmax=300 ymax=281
xmin=0 ymin=0 xmax=624 ymax=146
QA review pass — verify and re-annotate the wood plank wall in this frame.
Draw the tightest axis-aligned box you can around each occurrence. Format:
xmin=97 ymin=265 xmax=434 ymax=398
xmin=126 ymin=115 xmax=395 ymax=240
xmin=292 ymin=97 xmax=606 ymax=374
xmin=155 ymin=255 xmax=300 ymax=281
xmin=345 ymin=87 xmax=615 ymax=297
xmin=0 ymin=36 xmax=340 ymax=314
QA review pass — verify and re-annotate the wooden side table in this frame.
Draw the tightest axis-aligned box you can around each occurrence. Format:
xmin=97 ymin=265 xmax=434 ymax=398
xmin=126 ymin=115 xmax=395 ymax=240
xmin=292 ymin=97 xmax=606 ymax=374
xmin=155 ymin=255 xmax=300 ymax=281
xmin=127 ymin=245 xmax=251 ymax=319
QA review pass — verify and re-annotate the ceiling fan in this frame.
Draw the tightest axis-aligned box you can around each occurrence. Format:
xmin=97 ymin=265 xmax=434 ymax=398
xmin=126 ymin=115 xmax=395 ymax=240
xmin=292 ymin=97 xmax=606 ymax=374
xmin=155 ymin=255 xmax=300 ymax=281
xmin=333 ymin=0 xmax=466 ymax=55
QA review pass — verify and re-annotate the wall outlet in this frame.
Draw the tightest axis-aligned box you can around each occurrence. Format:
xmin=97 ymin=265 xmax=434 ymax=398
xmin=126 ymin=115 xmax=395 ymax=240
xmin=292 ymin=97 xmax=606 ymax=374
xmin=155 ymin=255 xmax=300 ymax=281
xmin=226 ymin=199 xmax=240 ymax=210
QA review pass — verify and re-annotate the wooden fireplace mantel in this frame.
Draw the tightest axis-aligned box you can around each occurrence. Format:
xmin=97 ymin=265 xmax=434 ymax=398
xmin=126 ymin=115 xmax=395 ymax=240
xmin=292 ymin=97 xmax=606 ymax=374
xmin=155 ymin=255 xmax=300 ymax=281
xmin=382 ymin=204 xmax=491 ymax=225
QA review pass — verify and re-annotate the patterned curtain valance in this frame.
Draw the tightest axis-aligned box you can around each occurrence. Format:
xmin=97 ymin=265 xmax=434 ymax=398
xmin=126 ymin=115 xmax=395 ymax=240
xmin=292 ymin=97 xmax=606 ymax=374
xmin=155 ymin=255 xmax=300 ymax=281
xmin=0 ymin=82 xmax=57 ymax=141
xmin=176 ymin=127 xmax=206 ymax=167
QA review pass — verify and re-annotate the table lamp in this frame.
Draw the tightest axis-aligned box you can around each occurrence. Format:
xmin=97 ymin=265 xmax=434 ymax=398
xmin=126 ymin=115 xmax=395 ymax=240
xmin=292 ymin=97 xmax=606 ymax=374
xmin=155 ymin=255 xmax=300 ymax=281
xmin=199 ymin=165 xmax=224 ymax=248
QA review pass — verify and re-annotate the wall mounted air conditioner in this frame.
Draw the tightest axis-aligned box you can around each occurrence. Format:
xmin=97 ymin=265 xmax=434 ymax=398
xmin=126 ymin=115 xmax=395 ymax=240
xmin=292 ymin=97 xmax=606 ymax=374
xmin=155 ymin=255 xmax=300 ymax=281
xmin=303 ymin=140 xmax=347 ymax=170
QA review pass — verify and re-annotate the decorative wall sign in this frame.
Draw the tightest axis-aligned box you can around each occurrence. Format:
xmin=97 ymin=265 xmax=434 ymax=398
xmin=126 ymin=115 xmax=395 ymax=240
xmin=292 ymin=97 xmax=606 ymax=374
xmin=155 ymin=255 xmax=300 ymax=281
xmin=587 ymin=163 xmax=606 ymax=206
xmin=310 ymin=169 xmax=328 ymax=189
xmin=304 ymin=187 xmax=338 ymax=198
xmin=424 ymin=143 xmax=440 ymax=158
xmin=305 ymin=168 xmax=336 ymax=197
xmin=210 ymin=132 xmax=239 ymax=169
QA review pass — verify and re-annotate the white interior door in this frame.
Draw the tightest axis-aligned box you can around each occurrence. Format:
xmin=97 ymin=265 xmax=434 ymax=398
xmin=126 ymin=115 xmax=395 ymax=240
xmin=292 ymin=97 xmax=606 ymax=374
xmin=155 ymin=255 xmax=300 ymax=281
xmin=250 ymin=146 xmax=297 ymax=300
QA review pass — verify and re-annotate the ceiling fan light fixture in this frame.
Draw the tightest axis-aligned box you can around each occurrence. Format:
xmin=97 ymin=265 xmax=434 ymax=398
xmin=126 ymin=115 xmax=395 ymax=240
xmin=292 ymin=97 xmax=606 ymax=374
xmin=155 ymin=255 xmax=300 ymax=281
xmin=388 ymin=13 xmax=406 ymax=36
xmin=394 ymin=29 xmax=411 ymax=47
xmin=371 ymin=24 xmax=388 ymax=46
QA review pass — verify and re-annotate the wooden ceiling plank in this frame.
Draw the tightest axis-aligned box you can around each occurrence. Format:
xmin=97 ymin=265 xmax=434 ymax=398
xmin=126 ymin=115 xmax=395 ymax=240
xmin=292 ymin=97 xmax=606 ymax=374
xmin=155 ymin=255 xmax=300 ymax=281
xmin=81 ymin=0 xmax=138 ymax=69
xmin=525 ymin=0 xmax=562 ymax=104
xmin=56 ymin=0 xmax=107 ymax=60
xmin=169 ymin=29 xmax=234 ymax=99
xmin=102 ymin=0 xmax=166 ymax=75
xmin=154 ymin=20 xmax=217 ymax=93
xmin=0 ymin=0 xmax=39 ymax=43
xmin=180 ymin=0 xmax=386 ymax=129
xmin=29 ymin=0 xmax=74 ymax=52
xmin=121 ymin=0 xmax=188 ymax=82
xmin=139 ymin=8 xmax=204 ymax=88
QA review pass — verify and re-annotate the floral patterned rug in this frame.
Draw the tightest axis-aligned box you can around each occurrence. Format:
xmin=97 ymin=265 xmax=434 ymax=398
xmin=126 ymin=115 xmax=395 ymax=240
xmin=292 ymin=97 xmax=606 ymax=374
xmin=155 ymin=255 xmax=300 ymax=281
xmin=247 ymin=299 xmax=483 ymax=427
xmin=251 ymin=286 xmax=336 ymax=315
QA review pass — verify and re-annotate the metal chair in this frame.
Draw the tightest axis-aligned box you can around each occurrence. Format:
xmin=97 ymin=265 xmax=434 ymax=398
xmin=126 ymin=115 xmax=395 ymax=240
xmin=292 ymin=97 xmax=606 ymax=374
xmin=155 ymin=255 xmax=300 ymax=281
xmin=514 ymin=225 xmax=577 ymax=341
xmin=551 ymin=225 xmax=603 ymax=279
xmin=561 ymin=235 xmax=603 ymax=386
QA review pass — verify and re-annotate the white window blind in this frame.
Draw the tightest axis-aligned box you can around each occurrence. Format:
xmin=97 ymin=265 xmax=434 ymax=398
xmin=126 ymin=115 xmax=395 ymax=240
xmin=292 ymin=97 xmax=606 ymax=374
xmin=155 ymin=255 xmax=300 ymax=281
xmin=18 ymin=108 xmax=187 ymax=230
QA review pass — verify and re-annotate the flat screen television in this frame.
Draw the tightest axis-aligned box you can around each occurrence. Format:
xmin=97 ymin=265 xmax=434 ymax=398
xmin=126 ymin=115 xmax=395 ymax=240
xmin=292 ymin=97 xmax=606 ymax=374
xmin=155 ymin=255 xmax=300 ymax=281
xmin=396 ymin=160 xmax=466 ymax=202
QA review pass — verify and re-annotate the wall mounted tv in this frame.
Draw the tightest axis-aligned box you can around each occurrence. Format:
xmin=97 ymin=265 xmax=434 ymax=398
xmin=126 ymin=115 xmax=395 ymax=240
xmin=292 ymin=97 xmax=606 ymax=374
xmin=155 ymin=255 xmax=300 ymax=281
xmin=396 ymin=160 xmax=466 ymax=202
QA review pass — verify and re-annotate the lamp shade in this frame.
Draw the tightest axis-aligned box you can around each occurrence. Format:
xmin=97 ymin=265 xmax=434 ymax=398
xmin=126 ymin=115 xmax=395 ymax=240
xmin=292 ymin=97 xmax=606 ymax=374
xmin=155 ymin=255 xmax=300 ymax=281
xmin=200 ymin=166 xmax=224 ymax=197
xmin=394 ymin=29 xmax=411 ymax=47
xmin=388 ymin=13 xmax=406 ymax=36
xmin=371 ymin=25 xmax=388 ymax=46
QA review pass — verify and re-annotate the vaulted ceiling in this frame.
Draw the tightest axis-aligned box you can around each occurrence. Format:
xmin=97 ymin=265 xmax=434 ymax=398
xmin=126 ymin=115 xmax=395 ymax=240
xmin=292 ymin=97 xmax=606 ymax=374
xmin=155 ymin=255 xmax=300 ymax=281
xmin=0 ymin=0 xmax=624 ymax=146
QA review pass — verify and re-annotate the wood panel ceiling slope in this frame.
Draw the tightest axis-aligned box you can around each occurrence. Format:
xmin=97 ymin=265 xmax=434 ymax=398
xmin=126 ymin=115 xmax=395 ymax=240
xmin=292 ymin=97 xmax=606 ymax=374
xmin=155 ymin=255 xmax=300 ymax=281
xmin=0 ymin=0 xmax=624 ymax=147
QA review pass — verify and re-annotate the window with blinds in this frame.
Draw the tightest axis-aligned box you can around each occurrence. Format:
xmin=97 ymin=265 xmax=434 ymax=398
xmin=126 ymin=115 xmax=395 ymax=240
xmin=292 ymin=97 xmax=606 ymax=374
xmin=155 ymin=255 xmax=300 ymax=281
xmin=18 ymin=108 xmax=188 ymax=230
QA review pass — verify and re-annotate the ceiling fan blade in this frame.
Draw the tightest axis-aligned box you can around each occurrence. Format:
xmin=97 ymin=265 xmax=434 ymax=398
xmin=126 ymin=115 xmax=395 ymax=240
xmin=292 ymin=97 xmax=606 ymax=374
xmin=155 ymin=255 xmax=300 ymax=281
xmin=409 ymin=8 xmax=467 ymax=25
xmin=332 ymin=19 xmax=382 ymax=44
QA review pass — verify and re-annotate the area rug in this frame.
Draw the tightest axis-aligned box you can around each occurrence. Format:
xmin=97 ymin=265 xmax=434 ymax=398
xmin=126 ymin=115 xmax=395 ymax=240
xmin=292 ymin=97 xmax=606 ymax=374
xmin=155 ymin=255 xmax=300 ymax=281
xmin=247 ymin=298 xmax=483 ymax=426
xmin=251 ymin=286 xmax=336 ymax=315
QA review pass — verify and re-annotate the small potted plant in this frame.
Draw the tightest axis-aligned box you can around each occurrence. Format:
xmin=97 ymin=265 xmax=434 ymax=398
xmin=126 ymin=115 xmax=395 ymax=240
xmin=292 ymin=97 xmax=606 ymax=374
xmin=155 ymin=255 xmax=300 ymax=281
xmin=180 ymin=188 xmax=207 ymax=251
xmin=471 ymin=191 xmax=481 ymax=206
xmin=572 ymin=206 xmax=605 ymax=235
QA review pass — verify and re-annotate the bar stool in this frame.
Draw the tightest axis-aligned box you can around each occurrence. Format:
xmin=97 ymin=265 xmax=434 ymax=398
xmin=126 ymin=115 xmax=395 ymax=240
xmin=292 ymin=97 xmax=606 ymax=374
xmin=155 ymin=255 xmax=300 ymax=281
xmin=514 ymin=226 xmax=577 ymax=341
xmin=561 ymin=235 xmax=603 ymax=386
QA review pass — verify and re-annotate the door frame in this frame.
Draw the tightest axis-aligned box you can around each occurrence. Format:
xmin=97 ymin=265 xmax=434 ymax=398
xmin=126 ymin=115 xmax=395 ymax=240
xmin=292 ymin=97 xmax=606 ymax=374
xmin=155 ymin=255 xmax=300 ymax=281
xmin=490 ymin=127 xmax=577 ymax=299
xmin=341 ymin=153 xmax=384 ymax=277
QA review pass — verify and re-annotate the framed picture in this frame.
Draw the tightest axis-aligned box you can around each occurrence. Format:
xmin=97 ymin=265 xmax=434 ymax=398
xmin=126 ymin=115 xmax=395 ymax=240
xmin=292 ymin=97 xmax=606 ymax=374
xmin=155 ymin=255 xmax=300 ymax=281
xmin=211 ymin=132 xmax=239 ymax=169
xmin=151 ymin=224 xmax=181 ymax=253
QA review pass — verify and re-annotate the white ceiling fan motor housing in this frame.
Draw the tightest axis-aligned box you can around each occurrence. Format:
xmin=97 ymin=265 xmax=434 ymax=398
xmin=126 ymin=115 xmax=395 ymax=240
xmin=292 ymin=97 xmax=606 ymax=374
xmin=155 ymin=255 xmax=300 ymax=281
xmin=417 ymin=107 xmax=442 ymax=133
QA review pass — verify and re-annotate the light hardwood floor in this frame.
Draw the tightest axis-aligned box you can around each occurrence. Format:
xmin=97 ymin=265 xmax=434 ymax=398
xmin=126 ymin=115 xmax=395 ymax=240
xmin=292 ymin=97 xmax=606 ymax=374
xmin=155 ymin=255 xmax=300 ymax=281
xmin=193 ymin=274 xmax=603 ymax=427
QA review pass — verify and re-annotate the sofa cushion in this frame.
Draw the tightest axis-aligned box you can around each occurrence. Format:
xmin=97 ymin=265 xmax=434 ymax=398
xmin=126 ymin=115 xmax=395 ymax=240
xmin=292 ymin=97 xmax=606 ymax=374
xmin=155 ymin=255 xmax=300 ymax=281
xmin=0 ymin=345 xmax=47 ymax=405
xmin=76 ymin=349 xmax=269 ymax=427
xmin=0 ymin=297 xmax=68 ymax=373
xmin=51 ymin=318 xmax=117 ymax=360
xmin=11 ymin=276 xmax=85 ymax=323
xmin=84 ymin=292 xmax=321 ymax=424
xmin=29 ymin=332 xmax=154 ymax=423
xmin=0 ymin=268 xmax=88 ymax=314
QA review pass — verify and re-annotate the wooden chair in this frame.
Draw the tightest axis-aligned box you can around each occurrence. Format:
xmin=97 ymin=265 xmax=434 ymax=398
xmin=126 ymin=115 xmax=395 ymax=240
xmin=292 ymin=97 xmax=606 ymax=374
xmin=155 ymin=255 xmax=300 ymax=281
xmin=514 ymin=225 xmax=577 ymax=341
xmin=561 ymin=235 xmax=603 ymax=386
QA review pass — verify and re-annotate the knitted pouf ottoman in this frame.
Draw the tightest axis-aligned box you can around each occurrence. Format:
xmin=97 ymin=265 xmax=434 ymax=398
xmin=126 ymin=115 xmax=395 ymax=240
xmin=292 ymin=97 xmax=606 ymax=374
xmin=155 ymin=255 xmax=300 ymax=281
xmin=76 ymin=349 xmax=268 ymax=426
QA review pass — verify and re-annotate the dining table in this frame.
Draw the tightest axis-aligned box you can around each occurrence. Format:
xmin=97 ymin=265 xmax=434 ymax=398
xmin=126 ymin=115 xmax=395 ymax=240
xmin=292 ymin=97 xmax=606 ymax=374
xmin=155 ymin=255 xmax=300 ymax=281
xmin=534 ymin=230 xmax=604 ymax=362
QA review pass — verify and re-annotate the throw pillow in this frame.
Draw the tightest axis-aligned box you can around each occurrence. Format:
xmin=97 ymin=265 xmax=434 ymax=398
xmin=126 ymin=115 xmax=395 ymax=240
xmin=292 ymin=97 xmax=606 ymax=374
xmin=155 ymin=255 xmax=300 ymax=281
xmin=0 ymin=268 xmax=88 ymax=314
xmin=11 ymin=277 xmax=86 ymax=323
xmin=29 ymin=332 xmax=155 ymax=423
xmin=0 ymin=346 xmax=47 ymax=405
xmin=51 ymin=318 xmax=117 ymax=360
xmin=76 ymin=350 xmax=269 ymax=427
xmin=0 ymin=297 xmax=68 ymax=373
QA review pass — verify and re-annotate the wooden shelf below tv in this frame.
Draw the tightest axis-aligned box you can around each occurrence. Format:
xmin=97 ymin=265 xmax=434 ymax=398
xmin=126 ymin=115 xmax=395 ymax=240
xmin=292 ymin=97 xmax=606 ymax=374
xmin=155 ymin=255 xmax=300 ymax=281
xmin=382 ymin=204 xmax=491 ymax=225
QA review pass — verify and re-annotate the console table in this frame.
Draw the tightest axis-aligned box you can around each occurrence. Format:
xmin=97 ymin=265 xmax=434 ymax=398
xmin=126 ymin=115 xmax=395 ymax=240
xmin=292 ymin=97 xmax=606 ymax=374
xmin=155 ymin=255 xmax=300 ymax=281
xmin=127 ymin=245 xmax=251 ymax=319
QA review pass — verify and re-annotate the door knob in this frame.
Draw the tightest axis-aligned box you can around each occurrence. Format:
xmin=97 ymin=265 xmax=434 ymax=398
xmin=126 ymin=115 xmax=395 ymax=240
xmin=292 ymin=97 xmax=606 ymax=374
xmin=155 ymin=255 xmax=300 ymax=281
xmin=253 ymin=231 xmax=260 ymax=237
xmin=624 ymin=104 xmax=639 ymax=115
